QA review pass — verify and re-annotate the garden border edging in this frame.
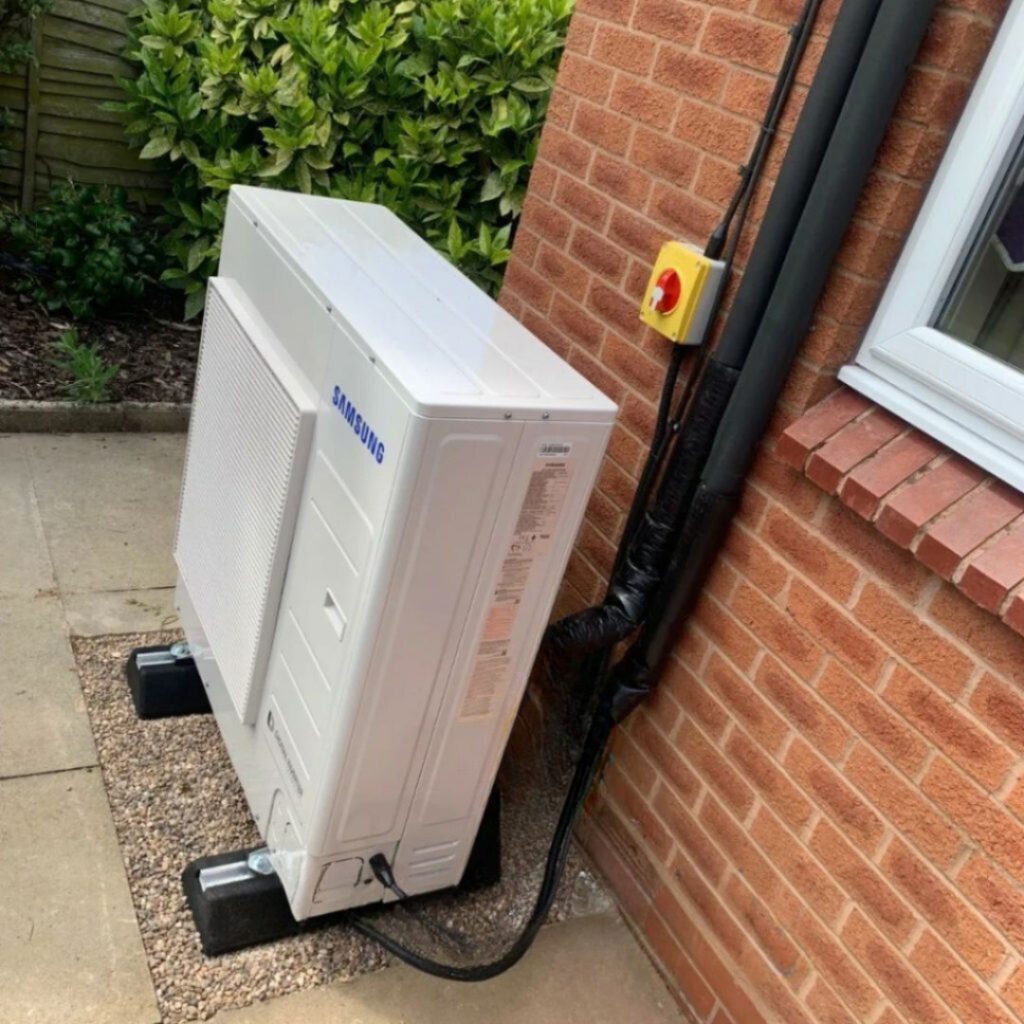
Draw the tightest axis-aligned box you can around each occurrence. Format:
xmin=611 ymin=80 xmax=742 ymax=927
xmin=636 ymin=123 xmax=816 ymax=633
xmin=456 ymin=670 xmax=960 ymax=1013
xmin=0 ymin=400 xmax=190 ymax=433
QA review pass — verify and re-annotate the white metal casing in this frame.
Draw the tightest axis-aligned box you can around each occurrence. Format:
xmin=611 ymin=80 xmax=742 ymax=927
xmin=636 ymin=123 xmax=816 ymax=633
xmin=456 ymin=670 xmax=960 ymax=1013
xmin=174 ymin=186 xmax=616 ymax=919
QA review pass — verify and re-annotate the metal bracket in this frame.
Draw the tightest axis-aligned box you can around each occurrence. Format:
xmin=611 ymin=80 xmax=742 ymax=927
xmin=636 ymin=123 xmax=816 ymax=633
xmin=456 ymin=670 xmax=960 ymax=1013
xmin=198 ymin=848 xmax=275 ymax=893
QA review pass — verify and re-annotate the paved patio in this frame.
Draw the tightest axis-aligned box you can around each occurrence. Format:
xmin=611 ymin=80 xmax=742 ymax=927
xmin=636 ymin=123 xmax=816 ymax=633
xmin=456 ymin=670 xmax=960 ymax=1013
xmin=0 ymin=432 xmax=681 ymax=1024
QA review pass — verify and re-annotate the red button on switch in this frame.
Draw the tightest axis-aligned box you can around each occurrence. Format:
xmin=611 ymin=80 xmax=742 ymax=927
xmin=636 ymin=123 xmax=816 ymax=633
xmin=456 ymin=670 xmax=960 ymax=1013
xmin=649 ymin=267 xmax=682 ymax=314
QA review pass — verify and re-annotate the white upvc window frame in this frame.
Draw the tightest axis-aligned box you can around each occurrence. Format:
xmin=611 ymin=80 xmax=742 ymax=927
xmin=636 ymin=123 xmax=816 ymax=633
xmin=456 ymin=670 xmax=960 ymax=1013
xmin=840 ymin=0 xmax=1024 ymax=493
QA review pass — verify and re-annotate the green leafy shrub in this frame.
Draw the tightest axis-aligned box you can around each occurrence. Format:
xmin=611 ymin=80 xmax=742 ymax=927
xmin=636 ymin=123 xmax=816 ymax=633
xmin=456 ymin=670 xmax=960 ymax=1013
xmin=0 ymin=0 xmax=45 ymax=71
xmin=115 ymin=0 xmax=572 ymax=316
xmin=0 ymin=0 xmax=50 ymax=141
xmin=1 ymin=181 xmax=159 ymax=318
xmin=50 ymin=328 xmax=120 ymax=402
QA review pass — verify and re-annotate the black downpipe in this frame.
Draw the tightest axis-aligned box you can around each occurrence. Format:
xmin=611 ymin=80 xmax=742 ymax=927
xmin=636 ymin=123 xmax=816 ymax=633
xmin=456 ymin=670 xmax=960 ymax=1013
xmin=606 ymin=0 xmax=942 ymax=722
xmin=545 ymin=0 xmax=885 ymax=658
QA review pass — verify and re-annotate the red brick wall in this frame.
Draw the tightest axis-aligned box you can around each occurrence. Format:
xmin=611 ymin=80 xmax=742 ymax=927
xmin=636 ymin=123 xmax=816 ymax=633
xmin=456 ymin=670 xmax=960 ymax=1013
xmin=497 ymin=0 xmax=1024 ymax=1022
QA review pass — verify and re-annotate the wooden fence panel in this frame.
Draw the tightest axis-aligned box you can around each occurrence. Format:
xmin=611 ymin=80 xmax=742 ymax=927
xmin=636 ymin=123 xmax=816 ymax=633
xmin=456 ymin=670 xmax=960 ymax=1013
xmin=1 ymin=1 xmax=165 ymax=210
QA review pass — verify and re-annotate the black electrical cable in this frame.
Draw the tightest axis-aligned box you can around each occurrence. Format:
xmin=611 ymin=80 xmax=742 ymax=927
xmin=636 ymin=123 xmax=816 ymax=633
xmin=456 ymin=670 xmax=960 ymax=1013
xmin=551 ymin=14 xmax=809 ymax=711
xmin=545 ymin=0 xmax=824 ymax=662
xmin=368 ymin=853 xmax=408 ymax=899
xmin=548 ymin=1 xmax=820 ymax=735
xmin=352 ymin=704 xmax=611 ymax=981
xmin=597 ymin=0 xmax=819 ymax=587
xmin=641 ymin=5 xmax=805 ymax=465
xmin=346 ymin=0 xmax=826 ymax=983
xmin=610 ymin=344 xmax=685 ymax=582
xmin=364 ymin=853 xmax=476 ymax=954
xmin=603 ymin=0 xmax=883 ymax=602
xmin=605 ymin=0 xmax=942 ymax=724
xmin=606 ymin=0 xmax=809 ymax=578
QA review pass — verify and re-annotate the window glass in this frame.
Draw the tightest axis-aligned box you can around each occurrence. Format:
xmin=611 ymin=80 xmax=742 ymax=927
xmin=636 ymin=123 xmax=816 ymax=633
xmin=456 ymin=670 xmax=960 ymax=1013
xmin=937 ymin=134 xmax=1024 ymax=370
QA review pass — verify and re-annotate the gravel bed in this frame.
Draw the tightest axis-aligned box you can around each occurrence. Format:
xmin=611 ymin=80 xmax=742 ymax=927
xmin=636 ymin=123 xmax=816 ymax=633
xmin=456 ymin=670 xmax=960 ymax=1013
xmin=73 ymin=631 xmax=610 ymax=1023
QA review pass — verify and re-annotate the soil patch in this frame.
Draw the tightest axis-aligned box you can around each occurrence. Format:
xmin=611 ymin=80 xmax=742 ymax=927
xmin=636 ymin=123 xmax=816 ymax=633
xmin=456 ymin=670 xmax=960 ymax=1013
xmin=0 ymin=282 xmax=198 ymax=404
xmin=73 ymin=630 xmax=609 ymax=1023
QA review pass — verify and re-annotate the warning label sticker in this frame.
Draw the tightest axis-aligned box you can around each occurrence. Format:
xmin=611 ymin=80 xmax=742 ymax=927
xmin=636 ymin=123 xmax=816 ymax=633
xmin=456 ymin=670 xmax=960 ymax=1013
xmin=460 ymin=453 xmax=575 ymax=719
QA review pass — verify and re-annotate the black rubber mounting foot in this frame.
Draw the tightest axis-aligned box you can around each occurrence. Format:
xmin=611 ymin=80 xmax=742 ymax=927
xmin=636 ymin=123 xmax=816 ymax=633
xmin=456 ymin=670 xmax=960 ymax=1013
xmin=460 ymin=786 xmax=502 ymax=891
xmin=126 ymin=644 xmax=211 ymax=720
xmin=182 ymin=848 xmax=306 ymax=956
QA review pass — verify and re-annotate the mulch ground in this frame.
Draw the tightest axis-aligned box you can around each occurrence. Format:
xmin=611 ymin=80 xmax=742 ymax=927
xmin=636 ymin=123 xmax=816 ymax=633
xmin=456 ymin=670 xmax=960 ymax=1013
xmin=0 ymin=280 xmax=199 ymax=404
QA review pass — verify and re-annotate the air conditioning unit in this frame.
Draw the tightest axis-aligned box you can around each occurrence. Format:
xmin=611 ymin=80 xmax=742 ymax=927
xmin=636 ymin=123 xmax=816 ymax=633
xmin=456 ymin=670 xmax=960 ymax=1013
xmin=152 ymin=186 xmax=615 ymax=941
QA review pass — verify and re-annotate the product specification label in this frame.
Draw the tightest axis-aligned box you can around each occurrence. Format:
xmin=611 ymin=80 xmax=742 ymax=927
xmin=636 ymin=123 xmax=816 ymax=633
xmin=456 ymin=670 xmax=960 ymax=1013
xmin=460 ymin=446 xmax=575 ymax=719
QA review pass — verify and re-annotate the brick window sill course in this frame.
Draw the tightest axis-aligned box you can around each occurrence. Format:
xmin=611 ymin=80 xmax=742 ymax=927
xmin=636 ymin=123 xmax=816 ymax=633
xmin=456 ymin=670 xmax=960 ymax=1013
xmin=777 ymin=386 xmax=1024 ymax=637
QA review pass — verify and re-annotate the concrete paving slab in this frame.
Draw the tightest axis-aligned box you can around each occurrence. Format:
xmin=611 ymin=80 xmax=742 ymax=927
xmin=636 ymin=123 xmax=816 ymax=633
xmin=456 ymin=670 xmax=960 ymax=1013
xmin=63 ymin=586 xmax=180 ymax=637
xmin=0 ymin=594 xmax=97 ymax=777
xmin=0 ymin=435 xmax=55 ymax=598
xmin=0 ymin=767 xmax=159 ymax=1024
xmin=211 ymin=912 xmax=680 ymax=1024
xmin=25 ymin=434 xmax=185 ymax=595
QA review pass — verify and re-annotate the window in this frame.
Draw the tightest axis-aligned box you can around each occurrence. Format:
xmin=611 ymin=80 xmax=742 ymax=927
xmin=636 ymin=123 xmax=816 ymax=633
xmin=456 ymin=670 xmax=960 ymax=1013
xmin=840 ymin=0 xmax=1024 ymax=492
xmin=937 ymin=139 xmax=1024 ymax=370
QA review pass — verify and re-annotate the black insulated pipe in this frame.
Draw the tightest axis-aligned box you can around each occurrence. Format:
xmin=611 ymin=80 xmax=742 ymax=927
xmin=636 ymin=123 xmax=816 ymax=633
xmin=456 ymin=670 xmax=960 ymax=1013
xmin=545 ymin=0 xmax=884 ymax=658
xmin=606 ymin=0 xmax=943 ymax=722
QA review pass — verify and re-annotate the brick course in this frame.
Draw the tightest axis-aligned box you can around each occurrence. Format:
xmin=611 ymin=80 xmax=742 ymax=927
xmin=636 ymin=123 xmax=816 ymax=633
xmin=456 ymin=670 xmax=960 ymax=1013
xmin=779 ymin=388 xmax=1024 ymax=640
xmin=499 ymin=0 xmax=1021 ymax=1022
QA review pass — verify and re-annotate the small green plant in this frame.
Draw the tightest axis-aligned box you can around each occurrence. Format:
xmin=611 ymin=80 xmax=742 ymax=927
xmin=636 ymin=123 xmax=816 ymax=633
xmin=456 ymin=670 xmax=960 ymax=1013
xmin=115 ymin=0 xmax=573 ymax=315
xmin=1 ymin=181 xmax=159 ymax=318
xmin=50 ymin=328 xmax=120 ymax=402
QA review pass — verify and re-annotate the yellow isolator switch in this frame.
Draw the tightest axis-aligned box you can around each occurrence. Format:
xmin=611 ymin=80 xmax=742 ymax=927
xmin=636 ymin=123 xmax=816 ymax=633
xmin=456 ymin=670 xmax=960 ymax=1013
xmin=639 ymin=240 xmax=725 ymax=345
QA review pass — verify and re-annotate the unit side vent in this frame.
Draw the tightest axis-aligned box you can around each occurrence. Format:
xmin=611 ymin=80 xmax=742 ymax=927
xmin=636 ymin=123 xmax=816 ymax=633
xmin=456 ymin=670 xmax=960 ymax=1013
xmin=406 ymin=839 xmax=459 ymax=880
xmin=174 ymin=278 xmax=315 ymax=723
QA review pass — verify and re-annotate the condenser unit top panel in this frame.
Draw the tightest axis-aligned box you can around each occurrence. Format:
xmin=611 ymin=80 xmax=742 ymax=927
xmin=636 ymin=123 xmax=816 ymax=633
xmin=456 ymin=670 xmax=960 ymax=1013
xmin=228 ymin=186 xmax=617 ymax=421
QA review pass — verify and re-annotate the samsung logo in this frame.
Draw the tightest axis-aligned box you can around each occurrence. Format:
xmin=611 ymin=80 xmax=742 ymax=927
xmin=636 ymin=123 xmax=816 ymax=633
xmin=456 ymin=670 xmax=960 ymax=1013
xmin=332 ymin=386 xmax=385 ymax=464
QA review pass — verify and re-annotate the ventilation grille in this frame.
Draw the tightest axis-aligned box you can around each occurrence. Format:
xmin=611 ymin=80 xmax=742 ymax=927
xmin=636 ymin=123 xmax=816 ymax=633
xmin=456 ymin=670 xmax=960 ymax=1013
xmin=175 ymin=278 xmax=315 ymax=723
xmin=406 ymin=839 xmax=459 ymax=880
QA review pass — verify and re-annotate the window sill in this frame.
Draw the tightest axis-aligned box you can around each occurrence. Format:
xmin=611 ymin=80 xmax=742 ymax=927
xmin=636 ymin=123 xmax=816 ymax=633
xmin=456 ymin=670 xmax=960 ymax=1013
xmin=777 ymin=385 xmax=1024 ymax=638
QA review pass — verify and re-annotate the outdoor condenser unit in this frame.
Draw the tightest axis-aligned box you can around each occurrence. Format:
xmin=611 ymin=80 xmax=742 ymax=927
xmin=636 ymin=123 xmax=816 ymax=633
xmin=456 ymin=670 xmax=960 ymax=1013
xmin=156 ymin=185 xmax=616 ymax=936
